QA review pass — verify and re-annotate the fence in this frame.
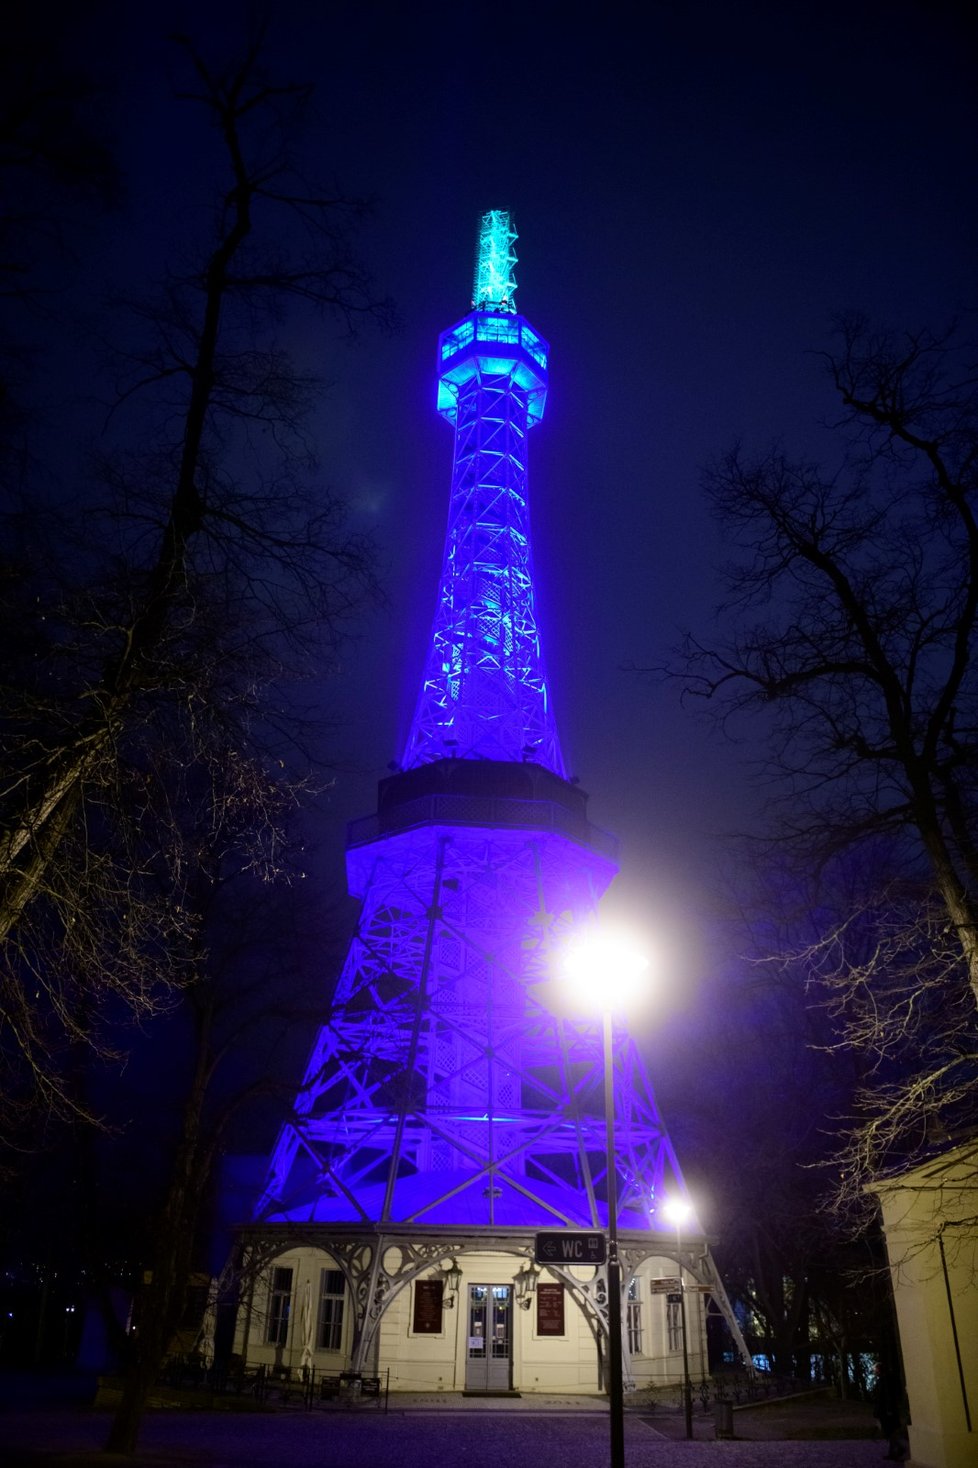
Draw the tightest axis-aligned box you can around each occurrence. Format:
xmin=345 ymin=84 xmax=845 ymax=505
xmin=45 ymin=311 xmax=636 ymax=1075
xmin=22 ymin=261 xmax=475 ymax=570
xmin=158 ymin=1357 xmax=390 ymax=1412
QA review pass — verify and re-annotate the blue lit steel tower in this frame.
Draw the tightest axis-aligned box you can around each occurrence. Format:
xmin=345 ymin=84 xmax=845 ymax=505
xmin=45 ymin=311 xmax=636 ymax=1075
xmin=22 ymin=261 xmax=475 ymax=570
xmin=250 ymin=214 xmax=743 ymax=1380
xmin=404 ymin=209 xmax=561 ymax=774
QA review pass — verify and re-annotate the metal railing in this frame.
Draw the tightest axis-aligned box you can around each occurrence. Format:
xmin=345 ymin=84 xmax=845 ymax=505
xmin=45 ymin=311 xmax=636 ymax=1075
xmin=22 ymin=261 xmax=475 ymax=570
xmin=158 ymin=1357 xmax=390 ymax=1412
xmin=348 ymin=791 xmax=618 ymax=861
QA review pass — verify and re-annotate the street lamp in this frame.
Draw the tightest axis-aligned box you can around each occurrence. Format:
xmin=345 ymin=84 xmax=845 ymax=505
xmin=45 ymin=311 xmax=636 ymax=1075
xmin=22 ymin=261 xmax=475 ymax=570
xmin=563 ymin=929 xmax=649 ymax=1468
xmin=662 ymin=1196 xmax=693 ymax=1439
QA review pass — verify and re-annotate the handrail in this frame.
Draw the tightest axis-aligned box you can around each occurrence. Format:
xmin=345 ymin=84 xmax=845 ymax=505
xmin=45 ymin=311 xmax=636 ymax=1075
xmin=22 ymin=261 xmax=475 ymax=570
xmin=347 ymin=791 xmax=618 ymax=861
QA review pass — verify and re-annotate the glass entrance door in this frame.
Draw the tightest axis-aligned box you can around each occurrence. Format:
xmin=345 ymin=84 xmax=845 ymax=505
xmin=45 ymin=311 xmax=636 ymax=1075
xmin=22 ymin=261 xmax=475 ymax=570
xmin=465 ymin=1284 xmax=512 ymax=1391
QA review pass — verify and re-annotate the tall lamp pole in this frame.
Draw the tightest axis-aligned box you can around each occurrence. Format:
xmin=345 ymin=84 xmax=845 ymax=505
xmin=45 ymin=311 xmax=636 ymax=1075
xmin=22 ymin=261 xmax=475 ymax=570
xmin=563 ymin=929 xmax=649 ymax=1468
xmin=602 ymin=1005 xmax=625 ymax=1468
xmin=664 ymin=1197 xmax=693 ymax=1439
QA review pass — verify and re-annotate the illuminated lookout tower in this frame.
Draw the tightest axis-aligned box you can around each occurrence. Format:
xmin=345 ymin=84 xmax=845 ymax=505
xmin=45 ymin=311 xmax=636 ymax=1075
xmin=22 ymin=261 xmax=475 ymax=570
xmin=248 ymin=214 xmax=741 ymax=1384
xmin=405 ymin=207 xmax=562 ymax=773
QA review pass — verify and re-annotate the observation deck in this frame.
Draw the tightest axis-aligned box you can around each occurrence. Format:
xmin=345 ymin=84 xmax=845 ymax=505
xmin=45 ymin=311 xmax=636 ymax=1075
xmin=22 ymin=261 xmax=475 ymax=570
xmin=437 ymin=310 xmax=549 ymax=427
xmin=347 ymin=757 xmax=618 ymax=862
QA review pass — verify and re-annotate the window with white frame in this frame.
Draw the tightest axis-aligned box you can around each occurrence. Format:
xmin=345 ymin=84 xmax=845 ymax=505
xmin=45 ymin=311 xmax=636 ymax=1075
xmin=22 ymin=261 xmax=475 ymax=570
xmin=318 ymin=1267 xmax=345 ymax=1351
xmin=266 ymin=1265 xmax=293 ymax=1345
xmin=626 ymin=1277 xmax=643 ymax=1356
xmin=666 ymin=1294 xmax=682 ymax=1351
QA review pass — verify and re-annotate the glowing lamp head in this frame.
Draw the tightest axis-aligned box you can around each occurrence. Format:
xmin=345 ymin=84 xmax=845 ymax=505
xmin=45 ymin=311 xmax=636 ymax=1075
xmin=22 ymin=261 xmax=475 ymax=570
xmin=561 ymin=927 xmax=651 ymax=1013
xmin=662 ymin=1197 xmax=693 ymax=1230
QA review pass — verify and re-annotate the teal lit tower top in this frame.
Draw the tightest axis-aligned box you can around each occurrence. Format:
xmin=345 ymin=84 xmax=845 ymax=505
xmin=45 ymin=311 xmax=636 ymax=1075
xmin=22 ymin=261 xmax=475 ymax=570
xmin=472 ymin=208 xmax=518 ymax=312
xmin=402 ymin=211 xmax=564 ymax=774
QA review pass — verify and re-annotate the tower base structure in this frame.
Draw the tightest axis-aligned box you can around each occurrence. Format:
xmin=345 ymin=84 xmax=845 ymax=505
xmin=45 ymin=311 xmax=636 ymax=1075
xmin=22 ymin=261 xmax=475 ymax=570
xmin=231 ymin=1222 xmax=741 ymax=1395
xmin=230 ymin=761 xmax=750 ymax=1393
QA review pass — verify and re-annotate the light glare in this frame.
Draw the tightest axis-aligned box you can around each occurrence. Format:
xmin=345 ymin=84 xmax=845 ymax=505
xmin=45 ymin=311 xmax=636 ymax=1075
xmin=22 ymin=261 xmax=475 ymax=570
xmin=662 ymin=1196 xmax=693 ymax=1229
xmin=562 ymin=929 xmax=651 ymax=1012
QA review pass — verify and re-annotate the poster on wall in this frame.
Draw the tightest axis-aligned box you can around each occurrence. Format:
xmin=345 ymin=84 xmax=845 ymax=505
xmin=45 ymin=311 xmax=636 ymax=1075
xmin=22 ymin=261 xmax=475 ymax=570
xmin=536 ymin=1282 xmax=565 ymax=1336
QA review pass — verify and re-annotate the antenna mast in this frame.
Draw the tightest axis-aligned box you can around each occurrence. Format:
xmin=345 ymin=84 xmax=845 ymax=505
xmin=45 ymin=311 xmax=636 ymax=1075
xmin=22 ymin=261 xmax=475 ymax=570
xmin=472 ymin=209 xmax=519 ymax=313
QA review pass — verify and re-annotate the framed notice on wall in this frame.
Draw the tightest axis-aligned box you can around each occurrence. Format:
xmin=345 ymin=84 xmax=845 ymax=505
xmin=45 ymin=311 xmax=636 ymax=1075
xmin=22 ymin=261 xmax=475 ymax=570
xmin=536 ymin=1281 xmax=565 ymax=1336
xmin=413 ymin=1279 xmax=444 ymax=1334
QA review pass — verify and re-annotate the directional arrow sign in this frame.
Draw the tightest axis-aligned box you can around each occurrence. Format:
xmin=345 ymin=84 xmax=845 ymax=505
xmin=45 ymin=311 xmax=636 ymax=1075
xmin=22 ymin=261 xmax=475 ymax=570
xmin=650 ymin=1279 xmax=713 ymax=1295
xmin=534 ymin=1231 xmax=607 ymax=1265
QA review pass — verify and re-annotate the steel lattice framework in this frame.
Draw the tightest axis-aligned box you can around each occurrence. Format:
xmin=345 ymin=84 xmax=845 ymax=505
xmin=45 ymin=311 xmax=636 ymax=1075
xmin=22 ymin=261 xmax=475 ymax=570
xmin=472 ymin=208 xmax=518 ymax=313
xmin=404 ymin=240 xmax=562 ymax=773
xmin=255 ymin=215 xmax=721 ymax=1361
xmin=258 ymin=761 xmax=688 ymax=1228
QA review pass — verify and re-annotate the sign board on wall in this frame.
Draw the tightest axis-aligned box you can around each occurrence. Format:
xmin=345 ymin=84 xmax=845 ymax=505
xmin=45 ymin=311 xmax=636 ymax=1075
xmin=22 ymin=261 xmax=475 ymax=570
xmin=534 ymin=1231 xmax=607 ymax=1265
xmin=536 ymin=1282 xmax=565 ymax=1336
xmin=412 ymin=1279 xmax=444 ymax=1333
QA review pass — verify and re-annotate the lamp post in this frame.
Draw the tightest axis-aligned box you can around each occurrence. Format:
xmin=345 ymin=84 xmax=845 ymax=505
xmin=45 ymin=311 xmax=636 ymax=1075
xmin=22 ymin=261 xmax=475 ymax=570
xmin=663 ymin=1197 xmax=693 ymax=1439
xmin=563 ymin=929 xmax=649 ymax=1468
xmin=601 ymin=1003 xmax=626 ymax=1468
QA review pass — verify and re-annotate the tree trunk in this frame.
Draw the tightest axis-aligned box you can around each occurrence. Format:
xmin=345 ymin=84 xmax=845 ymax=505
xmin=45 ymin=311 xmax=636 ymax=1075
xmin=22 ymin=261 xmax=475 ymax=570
xmin=105 ymin=999 xmax=213 ymax=1453
xmin=917 ymin=813 xmax=978 ymax=1009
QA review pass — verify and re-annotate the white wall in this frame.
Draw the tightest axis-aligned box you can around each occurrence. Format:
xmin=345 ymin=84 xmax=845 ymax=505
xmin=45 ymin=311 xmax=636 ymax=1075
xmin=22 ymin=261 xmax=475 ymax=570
xmin=874 ymin=1144 xmax=977 ymax=1468
xmin=234 ymin=1244 xmax=707 ymax=1395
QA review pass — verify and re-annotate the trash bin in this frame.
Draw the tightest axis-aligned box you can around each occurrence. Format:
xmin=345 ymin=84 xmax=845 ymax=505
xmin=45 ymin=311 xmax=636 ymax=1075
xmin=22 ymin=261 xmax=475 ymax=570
xmin=714 ymin=1400 xmax=734 ymax=1439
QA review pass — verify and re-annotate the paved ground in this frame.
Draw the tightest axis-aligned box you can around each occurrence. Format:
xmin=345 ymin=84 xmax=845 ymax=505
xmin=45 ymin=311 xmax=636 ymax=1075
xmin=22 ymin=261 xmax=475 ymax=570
xmin=1 ymin=1382 xmax=888 ymax=1468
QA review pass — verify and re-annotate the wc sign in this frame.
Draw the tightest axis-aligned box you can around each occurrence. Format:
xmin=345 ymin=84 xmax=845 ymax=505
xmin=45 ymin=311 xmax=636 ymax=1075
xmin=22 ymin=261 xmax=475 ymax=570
xmin=534 ymin=1232 xmax=607 ymax=1265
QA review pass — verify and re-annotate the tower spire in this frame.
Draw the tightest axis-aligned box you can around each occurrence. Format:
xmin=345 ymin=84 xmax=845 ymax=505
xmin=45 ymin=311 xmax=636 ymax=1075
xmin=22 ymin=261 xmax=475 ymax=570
xmin=402 ymin=210 xmax=564 ymax=774
xmin=472 ymin=208 xmax=518 ymax=313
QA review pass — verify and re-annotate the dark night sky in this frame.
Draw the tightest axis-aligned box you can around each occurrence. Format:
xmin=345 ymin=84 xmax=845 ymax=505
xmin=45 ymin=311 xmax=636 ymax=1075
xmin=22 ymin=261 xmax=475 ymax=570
xmin=48 ymin=1 xmax=978 ymax=1031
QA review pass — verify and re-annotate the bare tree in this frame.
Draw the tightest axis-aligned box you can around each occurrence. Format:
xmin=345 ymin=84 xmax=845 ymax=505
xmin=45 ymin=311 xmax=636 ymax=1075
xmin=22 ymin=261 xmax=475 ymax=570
xmin=666 ymin=317 xmax=978 ymax=1209
xmin=101 ymin=780 xmax=340 ymax=1454
xmin=668 ymin=904 xmax=860 ymax=1376
xmin=777 ymin=859 xmax=978 ymax=1218
xmin=0 ymin=12 xmax=119 ymax=448
xmin=0 ymin=29 xmax=387 ymax=1140
xmin=0 ymin=16 xmax=117 ymax=285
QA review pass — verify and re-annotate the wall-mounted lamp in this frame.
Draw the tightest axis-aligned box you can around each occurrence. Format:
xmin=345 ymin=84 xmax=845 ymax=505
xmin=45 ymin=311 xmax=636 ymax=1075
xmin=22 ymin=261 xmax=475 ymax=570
xmin=515 ymin=1261 xmax=541 ymax=1310
xmin=442 ymin=1260 xmax=463 ymax=1309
